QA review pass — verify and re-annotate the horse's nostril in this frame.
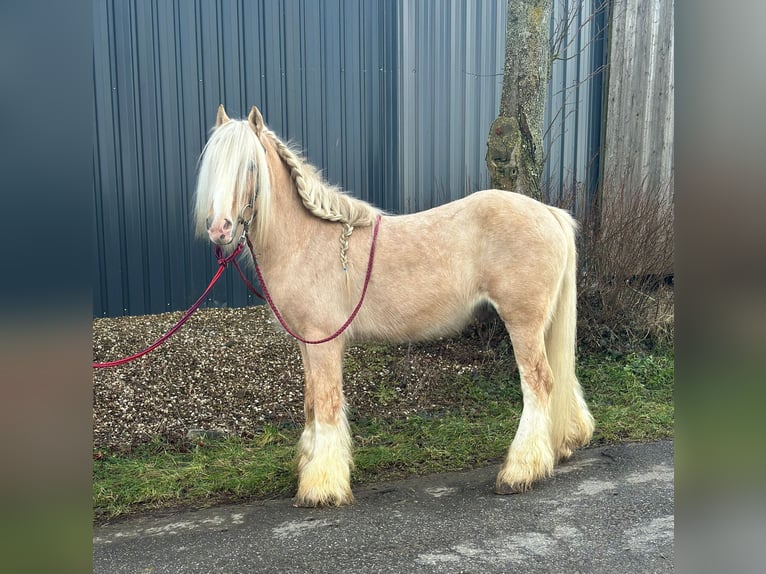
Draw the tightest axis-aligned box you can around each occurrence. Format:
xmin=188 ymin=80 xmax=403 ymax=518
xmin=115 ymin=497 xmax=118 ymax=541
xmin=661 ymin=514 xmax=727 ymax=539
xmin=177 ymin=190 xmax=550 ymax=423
xmin=223 ymin=219 xmax=232 ymax=231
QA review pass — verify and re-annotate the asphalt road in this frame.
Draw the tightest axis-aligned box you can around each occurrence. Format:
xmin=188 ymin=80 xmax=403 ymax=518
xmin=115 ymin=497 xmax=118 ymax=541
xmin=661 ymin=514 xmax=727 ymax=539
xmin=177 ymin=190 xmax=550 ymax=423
xmin=94 ymin=439 xmax=674 ymax=573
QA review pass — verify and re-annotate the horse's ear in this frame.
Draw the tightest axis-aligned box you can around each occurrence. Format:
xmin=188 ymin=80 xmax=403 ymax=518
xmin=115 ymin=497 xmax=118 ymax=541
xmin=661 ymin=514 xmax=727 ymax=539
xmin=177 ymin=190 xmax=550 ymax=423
xmin=215 ymin=104 xmax=230 ymax=127
xmin=248 ymin=106 xmax=265 ymax=137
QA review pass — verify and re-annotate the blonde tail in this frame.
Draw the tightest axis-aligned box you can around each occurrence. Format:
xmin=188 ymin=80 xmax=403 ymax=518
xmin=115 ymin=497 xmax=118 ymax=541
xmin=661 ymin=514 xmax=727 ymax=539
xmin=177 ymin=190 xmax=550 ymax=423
xmin=546 ymin=208 xmax=595 ymax=462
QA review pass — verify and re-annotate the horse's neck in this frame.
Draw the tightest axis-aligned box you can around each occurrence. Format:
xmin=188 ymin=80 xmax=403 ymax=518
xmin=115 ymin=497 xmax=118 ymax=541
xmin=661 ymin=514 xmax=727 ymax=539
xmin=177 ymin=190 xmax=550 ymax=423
xmin=255 ymin=137 xmax=323 ymax=265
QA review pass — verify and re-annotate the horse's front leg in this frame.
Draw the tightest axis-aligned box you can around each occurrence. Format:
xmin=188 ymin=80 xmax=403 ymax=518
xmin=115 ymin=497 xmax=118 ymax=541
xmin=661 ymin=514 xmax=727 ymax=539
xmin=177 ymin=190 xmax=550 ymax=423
xmin=294 ymin=339 xmax=354 ymax=507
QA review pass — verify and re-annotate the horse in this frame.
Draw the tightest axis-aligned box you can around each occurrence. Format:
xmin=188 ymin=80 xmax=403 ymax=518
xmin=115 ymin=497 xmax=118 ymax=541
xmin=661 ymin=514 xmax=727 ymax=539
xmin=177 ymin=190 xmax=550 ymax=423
xmin=194 ymin=104 xmax=595 ymax=507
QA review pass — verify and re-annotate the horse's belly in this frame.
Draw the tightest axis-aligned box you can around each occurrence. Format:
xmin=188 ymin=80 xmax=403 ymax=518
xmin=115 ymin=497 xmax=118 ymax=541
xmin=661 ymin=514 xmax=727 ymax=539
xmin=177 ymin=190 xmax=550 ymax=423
xmin=353 ymin=287 xmax=485 ymax=343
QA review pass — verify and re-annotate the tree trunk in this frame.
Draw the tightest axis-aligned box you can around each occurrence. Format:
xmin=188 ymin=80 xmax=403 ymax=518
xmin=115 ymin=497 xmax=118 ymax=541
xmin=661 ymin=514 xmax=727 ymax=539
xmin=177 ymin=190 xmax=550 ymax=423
xmin=486 ymin=0 xmax=552 ymax=200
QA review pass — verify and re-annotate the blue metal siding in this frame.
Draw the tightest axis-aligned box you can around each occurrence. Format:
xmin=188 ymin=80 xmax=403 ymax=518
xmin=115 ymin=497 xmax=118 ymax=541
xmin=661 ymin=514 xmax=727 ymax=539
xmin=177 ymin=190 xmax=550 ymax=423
xmin=397 ymin=0 xmax=507 ymax=212
xmin=543 ymin=0 xmax=609 ymax=210
xmin=94 ymin=0 xmax=399 ymax=317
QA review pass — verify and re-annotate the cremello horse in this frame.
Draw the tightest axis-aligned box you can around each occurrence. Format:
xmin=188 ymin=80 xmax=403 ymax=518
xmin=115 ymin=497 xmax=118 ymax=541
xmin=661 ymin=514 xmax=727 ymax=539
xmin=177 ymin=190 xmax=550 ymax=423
xmin=195 ymin=105 xmax=594 ymax=507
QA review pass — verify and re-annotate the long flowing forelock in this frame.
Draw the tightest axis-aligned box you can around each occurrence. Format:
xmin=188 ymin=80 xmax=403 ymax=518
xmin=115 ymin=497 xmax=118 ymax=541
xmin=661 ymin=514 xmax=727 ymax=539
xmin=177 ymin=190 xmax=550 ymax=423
xmin=194 ymin=120 xmax=271 ymax=245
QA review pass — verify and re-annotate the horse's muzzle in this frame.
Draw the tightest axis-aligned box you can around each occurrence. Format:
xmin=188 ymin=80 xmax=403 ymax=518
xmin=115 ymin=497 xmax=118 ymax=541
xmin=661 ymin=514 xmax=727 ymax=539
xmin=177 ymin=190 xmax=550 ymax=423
xmin=208 ymin=217 xmax=234 ymax=245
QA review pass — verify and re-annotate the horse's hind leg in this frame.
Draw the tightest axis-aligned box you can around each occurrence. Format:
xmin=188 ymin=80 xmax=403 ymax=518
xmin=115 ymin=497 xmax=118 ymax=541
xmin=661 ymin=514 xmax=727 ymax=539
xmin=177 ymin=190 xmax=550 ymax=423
xmin=294 ymin=340 xmax=354 ymax=507
xmin=495 ymin=319 xmax=556 ymax=494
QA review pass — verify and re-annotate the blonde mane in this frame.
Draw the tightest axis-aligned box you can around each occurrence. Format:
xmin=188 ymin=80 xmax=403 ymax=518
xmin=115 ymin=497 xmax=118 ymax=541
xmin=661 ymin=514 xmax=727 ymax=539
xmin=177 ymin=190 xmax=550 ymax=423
xmin=262 ymin=128 xmax=380 ymax=229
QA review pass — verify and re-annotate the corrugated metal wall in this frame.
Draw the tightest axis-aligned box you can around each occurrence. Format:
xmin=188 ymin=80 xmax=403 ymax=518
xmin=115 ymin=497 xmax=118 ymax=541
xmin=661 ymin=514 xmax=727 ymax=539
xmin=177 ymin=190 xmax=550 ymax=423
xmin=397 ymin=0 xmax=507 ymax=211
xmin=94 ymin=0 xmax=609 ymax=318
xmin=93 ymin=0 xmax=398 ymax=317
xmin=543 ymin=0 xmax=609 ymax=210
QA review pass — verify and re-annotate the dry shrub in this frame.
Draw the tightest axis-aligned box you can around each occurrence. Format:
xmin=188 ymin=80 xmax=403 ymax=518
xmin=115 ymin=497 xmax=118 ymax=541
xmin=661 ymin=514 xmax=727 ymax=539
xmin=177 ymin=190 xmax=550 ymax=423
xmin=570 ymin=176 xmax=674 ymax=353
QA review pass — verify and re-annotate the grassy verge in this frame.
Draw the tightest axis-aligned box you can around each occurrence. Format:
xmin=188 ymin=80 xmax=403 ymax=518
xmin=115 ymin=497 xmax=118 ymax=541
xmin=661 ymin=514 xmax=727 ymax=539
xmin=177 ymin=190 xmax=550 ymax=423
xmin=94 ymin=348 xmax=673 ymax=521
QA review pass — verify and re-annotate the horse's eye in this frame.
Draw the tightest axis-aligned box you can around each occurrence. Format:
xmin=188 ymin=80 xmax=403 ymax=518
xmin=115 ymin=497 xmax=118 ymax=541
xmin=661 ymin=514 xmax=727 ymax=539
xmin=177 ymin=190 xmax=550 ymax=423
xmin=248 ymin=161 xmax=256 ymax=173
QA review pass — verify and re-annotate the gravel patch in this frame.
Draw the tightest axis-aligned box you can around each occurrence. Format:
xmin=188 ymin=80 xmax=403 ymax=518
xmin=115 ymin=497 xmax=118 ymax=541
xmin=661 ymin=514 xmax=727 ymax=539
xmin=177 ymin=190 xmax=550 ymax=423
xmin=93 ymin=306 xmax=509 ymax=450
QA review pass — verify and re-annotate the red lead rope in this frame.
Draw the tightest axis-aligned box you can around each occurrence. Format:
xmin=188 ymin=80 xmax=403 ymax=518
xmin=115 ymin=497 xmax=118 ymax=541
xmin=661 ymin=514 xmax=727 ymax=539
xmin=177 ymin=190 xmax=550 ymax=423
xmin=92 ymin=215 xmax=380 ymax=367
xmin=92 ymin=242 xmax=246 ymax=368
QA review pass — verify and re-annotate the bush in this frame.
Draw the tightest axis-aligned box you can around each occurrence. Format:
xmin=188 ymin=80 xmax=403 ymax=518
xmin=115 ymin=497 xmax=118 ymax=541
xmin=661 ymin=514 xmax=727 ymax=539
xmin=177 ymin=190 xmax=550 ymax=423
xmin=568 ymin=175 xmax=674 ymax=353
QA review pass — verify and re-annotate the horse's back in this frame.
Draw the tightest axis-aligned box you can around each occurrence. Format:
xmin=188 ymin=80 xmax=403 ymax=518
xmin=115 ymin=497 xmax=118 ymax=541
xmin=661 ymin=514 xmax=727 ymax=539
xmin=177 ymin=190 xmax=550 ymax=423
xmin=391 ymin=189 xmax=570 ymax=254
xmin=396 ymin=188 xmax=567 ymax=227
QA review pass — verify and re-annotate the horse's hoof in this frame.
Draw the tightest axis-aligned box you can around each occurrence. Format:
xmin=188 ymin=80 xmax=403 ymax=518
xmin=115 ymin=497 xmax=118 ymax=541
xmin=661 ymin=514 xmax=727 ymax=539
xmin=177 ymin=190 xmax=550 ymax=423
xmin=494 ymin=480 xmax=530 ymax=495
xmin=292 ymin=492 xmax=355 ymax=508
xmin=292 ymin=497 xmax=320 ymax=508
xmin=494 ymin=484 xmax=521 ymax=495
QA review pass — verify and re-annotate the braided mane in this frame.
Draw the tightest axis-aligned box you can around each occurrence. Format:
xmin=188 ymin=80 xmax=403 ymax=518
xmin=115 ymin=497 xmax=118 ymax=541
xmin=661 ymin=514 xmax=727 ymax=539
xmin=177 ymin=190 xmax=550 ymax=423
xmin=263 ymin=129 xmax=380 ymax=229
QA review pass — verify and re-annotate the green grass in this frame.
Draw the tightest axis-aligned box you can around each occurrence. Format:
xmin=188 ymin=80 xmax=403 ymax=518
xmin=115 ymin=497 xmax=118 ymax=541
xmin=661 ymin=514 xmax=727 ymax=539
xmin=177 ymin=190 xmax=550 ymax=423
xmin=580 ymin=351 xmax=674 ymax=442
xmin=94 ymin=348 xmax=673 ymax=520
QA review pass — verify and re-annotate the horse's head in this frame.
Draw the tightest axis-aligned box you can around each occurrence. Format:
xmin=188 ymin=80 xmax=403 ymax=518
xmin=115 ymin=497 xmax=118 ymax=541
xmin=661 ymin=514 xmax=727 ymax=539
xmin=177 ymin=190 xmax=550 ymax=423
xmin=194 ymin=105 xmax=271 ymax=248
